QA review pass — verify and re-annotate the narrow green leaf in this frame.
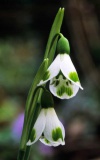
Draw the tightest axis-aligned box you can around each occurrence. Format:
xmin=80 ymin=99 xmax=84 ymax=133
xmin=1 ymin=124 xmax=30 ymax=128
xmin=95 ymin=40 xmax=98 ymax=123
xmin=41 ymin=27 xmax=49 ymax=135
xmin=19 ymin=58 xmax=48 ymax=151
xmin=44 ymin=8 xmax=64 ymax=62
xmin=25 ymin=58 xmax=48 ymax=117
xmin=17 ymin=8 xmax=65 ymax=160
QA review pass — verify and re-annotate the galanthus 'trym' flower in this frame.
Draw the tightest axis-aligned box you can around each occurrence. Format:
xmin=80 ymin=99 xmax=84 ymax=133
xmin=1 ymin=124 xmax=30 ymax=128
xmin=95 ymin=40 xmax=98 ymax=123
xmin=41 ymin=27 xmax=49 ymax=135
xmin=38 ymin=36 xmax=83 ymax=99
xmin=26 ymin=107 xmax=65 ymax=146
xmin=38 ymin=54 xmax=83 ymax=99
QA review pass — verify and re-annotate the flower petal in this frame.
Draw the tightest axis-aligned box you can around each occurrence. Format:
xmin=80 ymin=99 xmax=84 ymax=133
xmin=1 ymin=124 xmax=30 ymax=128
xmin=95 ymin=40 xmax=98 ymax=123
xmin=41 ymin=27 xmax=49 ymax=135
xmin=38 ymin=54 xmax=60 ymax=85
xmin=26 ymin=108 xmax=46 ymax=146
xmin=60 ymin=54 xmax=83 ymax=90
xmin=39 ymin=137 xmax=64 ymax=147
xmin=49 ymin=75 xmax=80 ymax=99
xmin=44 ymin=108 xmax=65 ymax=145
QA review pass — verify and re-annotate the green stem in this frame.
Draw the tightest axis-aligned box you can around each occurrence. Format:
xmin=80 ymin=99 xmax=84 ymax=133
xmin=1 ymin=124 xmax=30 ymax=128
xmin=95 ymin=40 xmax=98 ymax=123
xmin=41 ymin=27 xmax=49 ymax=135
xmin=23 ymin=146 xmax=31 ymax=160
xmin=17 ymin=7 xmax=64 ymax=160
xmin=44 ymin=8 xmax=64 ymax=60
xmin=17 ymin=60 xmax=48 ymax=160
xmin=23 ymin=103 xmax=41 ymax=160
xmin=18 ymin=86 xmax=46 ymax=160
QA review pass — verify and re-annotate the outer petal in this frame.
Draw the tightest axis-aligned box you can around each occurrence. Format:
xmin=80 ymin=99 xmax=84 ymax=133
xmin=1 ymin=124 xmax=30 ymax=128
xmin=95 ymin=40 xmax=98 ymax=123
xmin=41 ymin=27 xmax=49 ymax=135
xmin=49 ymin=76 xmax=79 ymax=99
xmin=60 ymin=54 xmax=83 ymax=90
xmin=38 ymin=54 xmax=60 ymax=85
xmin=26 ymin=108 xmax=46 ymax=146
xmin=44 ymin=108 xmax=65 ymax=146
xmin=39 ymin=137 xmax=64 ymax=147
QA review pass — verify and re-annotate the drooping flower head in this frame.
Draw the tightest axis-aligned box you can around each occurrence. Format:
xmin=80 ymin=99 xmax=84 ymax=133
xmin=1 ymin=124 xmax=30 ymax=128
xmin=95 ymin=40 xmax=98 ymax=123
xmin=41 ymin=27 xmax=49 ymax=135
xmin=27 ymin=90 xmax=65 ymax=147
xmin=38 ymin=36 xmax=83 ymax=99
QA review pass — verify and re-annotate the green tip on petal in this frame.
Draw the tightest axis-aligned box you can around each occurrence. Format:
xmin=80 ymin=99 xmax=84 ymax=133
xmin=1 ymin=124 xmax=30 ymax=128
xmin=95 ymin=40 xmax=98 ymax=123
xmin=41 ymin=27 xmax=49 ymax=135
xmin=57 ymin=36 xmax=70 ymax=54
xmin=52 ymin=127 xmax=63 ymax=141
xmin=69 ymin=72 xmax=80 ymax=82
xmin=30 ymin=128 xmax=36 ymax=142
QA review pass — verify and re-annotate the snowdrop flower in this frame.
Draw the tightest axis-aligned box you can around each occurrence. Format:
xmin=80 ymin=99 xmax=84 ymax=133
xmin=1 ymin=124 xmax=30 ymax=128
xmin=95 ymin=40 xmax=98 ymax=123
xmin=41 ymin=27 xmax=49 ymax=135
xmin=38 ymin=36 xmax=83 ymax=99
xmin=26 ymin=107 xmax=65 ymax=146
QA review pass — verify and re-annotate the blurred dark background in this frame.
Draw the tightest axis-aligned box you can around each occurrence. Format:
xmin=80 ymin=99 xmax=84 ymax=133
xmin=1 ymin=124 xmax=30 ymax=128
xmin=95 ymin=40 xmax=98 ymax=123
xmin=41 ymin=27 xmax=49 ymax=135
xmin=0 ymin=0 xmax=100 ymax=160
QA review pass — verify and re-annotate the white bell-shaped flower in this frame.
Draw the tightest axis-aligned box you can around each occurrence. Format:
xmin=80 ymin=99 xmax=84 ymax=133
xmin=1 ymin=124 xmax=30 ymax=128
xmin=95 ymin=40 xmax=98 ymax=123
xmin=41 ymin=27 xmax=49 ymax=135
xmin=27 ymin=108 xmax=65 ymax=147
xmin=38 ymin=53 xmax=83 ymax=99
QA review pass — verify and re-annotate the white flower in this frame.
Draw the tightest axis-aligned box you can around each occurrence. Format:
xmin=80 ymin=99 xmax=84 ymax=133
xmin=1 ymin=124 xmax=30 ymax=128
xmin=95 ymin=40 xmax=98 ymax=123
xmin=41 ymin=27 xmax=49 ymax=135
xmin=26 ymin=108 xmax=65 ymax=147
xmin=38 ymin=53 xmax=83 ymax=99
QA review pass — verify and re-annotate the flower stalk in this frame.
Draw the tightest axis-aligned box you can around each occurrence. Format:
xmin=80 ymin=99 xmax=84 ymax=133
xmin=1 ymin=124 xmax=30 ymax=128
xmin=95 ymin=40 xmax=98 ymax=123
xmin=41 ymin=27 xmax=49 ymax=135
xmin=17 ymin=6 xmax=83 ymax=160
xmin=17 ymin=8 xmax=64 ymax=160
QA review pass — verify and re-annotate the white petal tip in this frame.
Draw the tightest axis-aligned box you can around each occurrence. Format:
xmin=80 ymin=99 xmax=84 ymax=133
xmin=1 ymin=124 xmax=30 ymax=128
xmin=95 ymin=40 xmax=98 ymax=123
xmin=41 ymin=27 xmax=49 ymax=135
xmin=37 ymin=80 xmax=48 ymax=86
xmin=37 ymin=81 xmax=44 ymax=86
xmin=58 ymin=139 xmax=65 ymax=146
xmin=26 ymin=140 xmax=32 ymax=146
xmin=80 ymin=86 xmax=84 ymax=90
xmin=61 ymin=141 xmax=65 ymax=145
xmin=76 ymin=82 xmax=83 ymax=90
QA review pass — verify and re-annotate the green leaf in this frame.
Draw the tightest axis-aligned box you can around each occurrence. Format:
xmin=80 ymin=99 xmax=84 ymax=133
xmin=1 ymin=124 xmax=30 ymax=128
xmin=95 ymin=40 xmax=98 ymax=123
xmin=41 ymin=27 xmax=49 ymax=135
xmin=17 ymin=8 xmax=65 ymax=160
xmin=25 ymin=58 xmax=49 ymax=117
xmin=44 ymin=8 xmax=64 ymax=65
xmin=19 ymin=58 xmax=48 ymax=151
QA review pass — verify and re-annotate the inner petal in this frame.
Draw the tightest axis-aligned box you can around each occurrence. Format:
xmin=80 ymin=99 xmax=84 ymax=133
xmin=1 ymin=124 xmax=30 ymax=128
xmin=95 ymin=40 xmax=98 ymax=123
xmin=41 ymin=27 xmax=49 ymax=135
xmin=50 ymin=72 xmax=79 ymax=99
xmin=40 ymin=136 xmax=64 ymax=147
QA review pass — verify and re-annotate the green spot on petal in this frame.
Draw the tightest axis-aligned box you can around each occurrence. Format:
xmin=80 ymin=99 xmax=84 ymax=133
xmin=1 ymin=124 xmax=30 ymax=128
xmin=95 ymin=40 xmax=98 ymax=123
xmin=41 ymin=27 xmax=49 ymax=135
xmin=44 ymin=138 xmax=50 ymax=144
xmin=52 ymin=127 xmax=63 ymax=141
xmin=43 ymin=70 xmax=50 ymax=81
xmin=57 ymin=85 xmax=73 ymax=97
xmin=69 ymin=72 xmax=79 ymax=82
xmin=65 ymin=87 xmax=73 ymax=96
xmin=30 ymin=128 xmax=36 ymax=142
xmin=57 ymin=85 xmax=65 ymax=97
xmin=51 ymin=79 xmax=60 ymax=87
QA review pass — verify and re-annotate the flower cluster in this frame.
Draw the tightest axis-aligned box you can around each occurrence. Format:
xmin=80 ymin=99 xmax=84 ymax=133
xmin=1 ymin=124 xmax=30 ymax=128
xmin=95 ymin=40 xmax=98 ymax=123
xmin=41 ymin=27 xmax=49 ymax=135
xmin=27 ymin=35 xmax=83 ymax=147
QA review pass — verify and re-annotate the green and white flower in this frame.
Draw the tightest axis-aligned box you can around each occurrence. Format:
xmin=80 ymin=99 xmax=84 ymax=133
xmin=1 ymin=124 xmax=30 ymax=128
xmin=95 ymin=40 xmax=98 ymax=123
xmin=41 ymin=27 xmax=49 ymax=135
xmin=26 ymin=108 xmax=65 ymax=147
xmin=38 ymin=53 xmax=83 ymax=99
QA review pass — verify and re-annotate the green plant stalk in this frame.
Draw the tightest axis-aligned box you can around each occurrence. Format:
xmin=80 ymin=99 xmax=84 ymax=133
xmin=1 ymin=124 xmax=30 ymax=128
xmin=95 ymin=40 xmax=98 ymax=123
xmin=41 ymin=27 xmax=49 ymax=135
xmin=17 ymin=8 xmax=64 ymax=160
xmin=18 ymin=96 xmax=39 ymax=160
xmin=48 ymin=33 xmax=64 ymax=65
xmin=22 ymin=86 xmax=46 ymax=160
xmin=17 ymin=59 xmax=48 ymax=160
xmin=23 ymin=103 xmax=41 ymax=160
xmin=44 ymin=8 xmax=64 ymax=60
xmin=24 ymin=8 xmax=65 ymax=148
xmin=22 ymin=88 xmax=46 ymax=160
